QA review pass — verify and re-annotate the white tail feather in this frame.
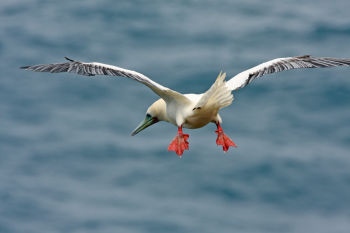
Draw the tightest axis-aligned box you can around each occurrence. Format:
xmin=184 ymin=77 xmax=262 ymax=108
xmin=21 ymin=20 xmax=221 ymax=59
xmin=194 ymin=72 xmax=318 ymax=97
xmin=194 ymin=72 xmax=234 ymax=110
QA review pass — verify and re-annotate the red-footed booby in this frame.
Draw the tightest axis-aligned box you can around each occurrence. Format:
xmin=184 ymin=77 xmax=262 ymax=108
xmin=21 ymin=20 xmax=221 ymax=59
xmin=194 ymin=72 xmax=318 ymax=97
xmin=21 ymin=55 xmax=350 ymax=156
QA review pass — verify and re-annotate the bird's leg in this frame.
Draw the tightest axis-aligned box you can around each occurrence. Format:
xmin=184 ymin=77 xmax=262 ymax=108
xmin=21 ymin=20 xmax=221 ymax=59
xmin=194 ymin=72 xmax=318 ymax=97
xmin=215 ymin=122 xmax=237 ymax=152
xmin=168 ymin=126 xmax=189 ymax=157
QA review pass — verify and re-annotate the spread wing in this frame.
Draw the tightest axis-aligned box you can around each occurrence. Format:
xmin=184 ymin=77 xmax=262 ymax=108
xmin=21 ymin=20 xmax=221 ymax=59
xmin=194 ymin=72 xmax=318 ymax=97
xmin=226 ymin=55 xmax=350 ymax=91
xmin=21 ymin=57 xmax=191 ymax=104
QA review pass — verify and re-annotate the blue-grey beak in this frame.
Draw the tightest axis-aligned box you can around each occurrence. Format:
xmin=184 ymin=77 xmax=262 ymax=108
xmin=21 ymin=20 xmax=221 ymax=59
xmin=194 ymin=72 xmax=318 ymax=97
xmin=131 ymin=117 xmax=158 ymax=136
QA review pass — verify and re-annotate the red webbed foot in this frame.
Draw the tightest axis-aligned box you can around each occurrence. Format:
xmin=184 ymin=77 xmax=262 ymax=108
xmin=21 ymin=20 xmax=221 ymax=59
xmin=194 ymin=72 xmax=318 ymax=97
xmin=215 ymin=122 xmax=237 ymax=152
xmin=168 ymin=126 xmax=189 ymax=156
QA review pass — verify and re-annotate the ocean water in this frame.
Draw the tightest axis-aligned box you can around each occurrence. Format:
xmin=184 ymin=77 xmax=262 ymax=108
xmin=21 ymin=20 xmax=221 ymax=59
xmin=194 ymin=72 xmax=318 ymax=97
xmin=1 ymin=0 xmax=350 ymax=232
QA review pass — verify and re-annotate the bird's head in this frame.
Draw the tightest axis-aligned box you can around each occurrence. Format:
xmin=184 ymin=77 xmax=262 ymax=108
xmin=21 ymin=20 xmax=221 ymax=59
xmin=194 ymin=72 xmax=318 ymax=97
xmin=131 ymin=99 xmax=167 ymax=136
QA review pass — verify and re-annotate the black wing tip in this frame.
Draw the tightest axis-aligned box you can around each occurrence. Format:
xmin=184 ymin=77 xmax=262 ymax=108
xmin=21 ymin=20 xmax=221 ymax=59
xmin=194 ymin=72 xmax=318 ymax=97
xmin=20 ymin=65 xmax=30 ymax=69
xmin=64 ymin=57 xmax=75 ymax=62
xmin=295 ymin=55 xmax=312 ymax=59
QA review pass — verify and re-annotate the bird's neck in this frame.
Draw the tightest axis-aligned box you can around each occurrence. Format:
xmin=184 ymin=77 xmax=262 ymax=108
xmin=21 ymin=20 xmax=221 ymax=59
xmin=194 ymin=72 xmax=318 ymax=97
xmin=150 ymin=99 xmax=169 ymax=122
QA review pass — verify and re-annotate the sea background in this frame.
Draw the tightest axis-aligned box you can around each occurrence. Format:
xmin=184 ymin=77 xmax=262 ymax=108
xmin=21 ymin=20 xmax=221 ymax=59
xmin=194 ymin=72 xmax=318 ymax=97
xmin=1 ymin=0 xmax=350 ymax=232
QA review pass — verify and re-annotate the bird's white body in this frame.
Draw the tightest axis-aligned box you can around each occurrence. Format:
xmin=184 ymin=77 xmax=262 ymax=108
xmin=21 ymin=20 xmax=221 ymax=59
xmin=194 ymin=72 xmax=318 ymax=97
xmin=150 ymin=93 xmax=222 ymax=129
xmin=147 ymin=72 xmax=232 ymax=129
xmin=182 ymin=94 xmax=222 ymax=129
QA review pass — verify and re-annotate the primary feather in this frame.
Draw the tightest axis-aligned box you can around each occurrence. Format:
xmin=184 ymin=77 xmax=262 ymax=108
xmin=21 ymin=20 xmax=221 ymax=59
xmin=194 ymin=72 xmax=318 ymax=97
xmin=226 ymin=55 xmax=350 ymax=91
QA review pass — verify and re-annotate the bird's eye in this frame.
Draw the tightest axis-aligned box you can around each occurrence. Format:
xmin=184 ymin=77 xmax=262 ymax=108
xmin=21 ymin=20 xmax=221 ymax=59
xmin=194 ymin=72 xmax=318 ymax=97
xmin=146 ymin=113 xmax=152 ymax=118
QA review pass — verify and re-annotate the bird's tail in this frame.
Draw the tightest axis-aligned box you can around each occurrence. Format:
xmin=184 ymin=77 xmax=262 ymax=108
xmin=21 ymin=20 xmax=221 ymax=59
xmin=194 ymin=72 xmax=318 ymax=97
xmin=193 ymin=72 xmax=233 ymax=111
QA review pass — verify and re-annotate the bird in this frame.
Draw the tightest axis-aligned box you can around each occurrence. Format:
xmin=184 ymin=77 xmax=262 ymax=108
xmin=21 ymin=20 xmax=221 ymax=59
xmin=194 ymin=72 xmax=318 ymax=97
xmin=21 ymin=55 xmax=350 ymax=156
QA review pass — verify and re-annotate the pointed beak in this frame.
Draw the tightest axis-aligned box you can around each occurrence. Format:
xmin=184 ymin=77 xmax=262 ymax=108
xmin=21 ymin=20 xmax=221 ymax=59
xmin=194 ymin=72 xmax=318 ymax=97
xmin=131 ymin=117 xmax=158 ymax=136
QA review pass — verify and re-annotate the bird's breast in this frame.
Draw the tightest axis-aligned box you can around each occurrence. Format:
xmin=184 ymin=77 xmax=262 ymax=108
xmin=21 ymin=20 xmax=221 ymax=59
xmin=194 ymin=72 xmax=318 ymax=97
xmin=164 ymin=93 xmax=218 ymax=129
xmin=183 ymin=108 xmax=218 ymax=129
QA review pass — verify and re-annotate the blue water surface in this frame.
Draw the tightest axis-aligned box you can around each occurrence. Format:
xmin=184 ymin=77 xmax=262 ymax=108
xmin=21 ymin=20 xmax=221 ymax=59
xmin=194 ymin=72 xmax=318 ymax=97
xmin=1 ymin=0 xmax=350 ymax=232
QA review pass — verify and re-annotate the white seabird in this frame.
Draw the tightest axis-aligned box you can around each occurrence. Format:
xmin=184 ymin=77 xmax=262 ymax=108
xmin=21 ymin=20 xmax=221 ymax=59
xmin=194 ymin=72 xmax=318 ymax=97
xmin=21 ymin=55 xmax=350 ymax=156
